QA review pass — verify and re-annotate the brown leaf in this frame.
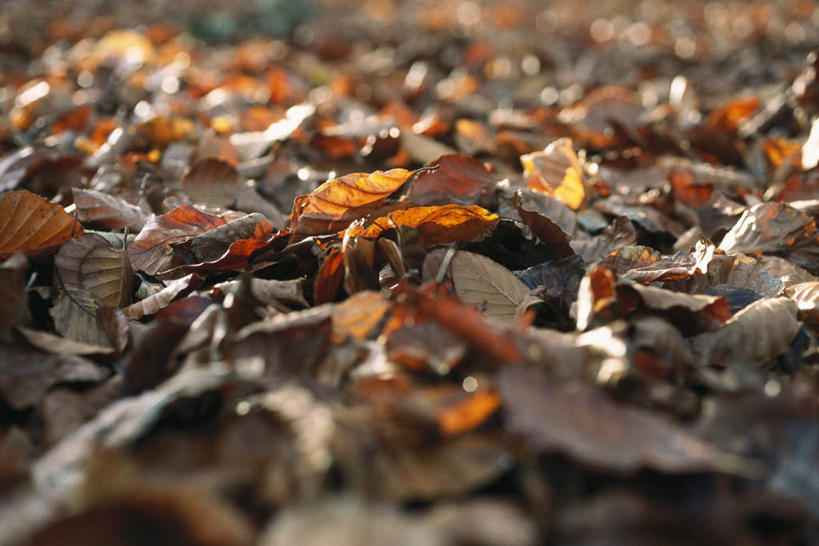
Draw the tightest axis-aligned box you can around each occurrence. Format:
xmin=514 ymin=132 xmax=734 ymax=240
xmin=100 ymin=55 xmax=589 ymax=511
xmin=0 ymin=190 xmax=82 ymax=259
xmin=127 ymin=205 xmax=230 ymax=275
xmin=346 ymin=204 xmax=499 ymax=247
xmin=332 ymin=290 xmax=390 ymax=341
xmin=49 ymin=289 xmax=112 ymax=347
xmin=499 ymin=367 xmax=756 ymax=475
xmin=513 ymin=189 xmax=576 ymax=257
xmin=406 ymin=154 xmax=496 ymax=206
xmin=450 ymin=251 xmax=531 ymax=326
xmin=0 ymin=345 xmax=108 ymax=410
xmin=165 ymin=213 xmax=276 ymax=274
xmin=290 ymin=168 xmax=413 ymax=237
xmin=719 ymin=203 xmax=819 ymax=273
xmin=691 ymin=297 xmax=800 ymax=367
xmin=181 ymin=158 xmax=243 ymax=207
xmin=313 ymin=247 xmax=345 ymax=305
xmin=570 ymin=216 xmax=637 ymax=263
xmin=520 ymin=137 xmax=585 ymax=210
xmin=72 ymin=188 xmax=149 ymax=231
xmin=54 ymin=233 xmax=133 ymax=308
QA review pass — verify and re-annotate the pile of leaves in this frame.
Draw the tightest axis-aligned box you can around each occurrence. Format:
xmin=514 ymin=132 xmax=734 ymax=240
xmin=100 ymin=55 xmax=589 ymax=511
xmin=1 ymin=1 xmax=819 ymax=544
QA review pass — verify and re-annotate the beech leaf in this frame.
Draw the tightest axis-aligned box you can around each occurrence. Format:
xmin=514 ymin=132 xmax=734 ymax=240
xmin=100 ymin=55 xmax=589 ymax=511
xmin=691 ymin=297 xmax=800 ymax=367
xmin=0 ymin=190 xmax=82 ymax=259
xmin=291 ymin=168 xmax=413 ymax=237
xmin=450 ymin=251 xmax=531 ymax=326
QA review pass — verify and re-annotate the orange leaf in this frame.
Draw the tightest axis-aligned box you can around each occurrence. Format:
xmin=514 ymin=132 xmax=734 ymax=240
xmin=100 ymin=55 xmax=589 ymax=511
xmin=521 ymin=138 xmax=585 ymax=210
xmin=0 ymin=190 xmax=82 ymax=259
xmin=290 ymin=168 xmax=413 ymax=237
xmin=346 ymin=204 xmax=498 ymax=247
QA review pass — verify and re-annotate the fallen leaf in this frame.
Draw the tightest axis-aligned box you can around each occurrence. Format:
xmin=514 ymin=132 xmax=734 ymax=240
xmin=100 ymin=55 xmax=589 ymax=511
xmin=346 ymin=204 xmax=499 ymax=247
xmin=72 ymin=189 xmax=149 ymax=231
xmin=291 ymin=169 xmax=413 ymax=237
xmin=513 ymin=189 xmax=576 ymax=257
xmin=0 ymin=190 xmax=82 ymax=259
xmin=499 ymin=367 xmax=756 ymax=475
xmin=450 ymin=251 xmax=531 ymax=326
xmin=691 ymin=297 xmax=800 ymax=367
xmin=181 ymin=158 xmax=243 ymax=207
xmin=54 ymin=233 xmax=133 ymax=308
xmin=127 ymin=205 xmax=230 ymax=275
xmin=406 ymin=154 xmax=496 ymax=206
xmin=521 ymin=138 xmax=585 ymax=210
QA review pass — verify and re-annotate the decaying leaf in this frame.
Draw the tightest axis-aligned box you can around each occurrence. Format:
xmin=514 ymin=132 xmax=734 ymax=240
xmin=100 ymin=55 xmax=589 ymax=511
xmin=0 ymin=190 xmax=82 ymax=258
xmin=513 ymin=189 xmax=576 ymax=257
xmin=784 ymin=281 xmax=819 ymax=323
xmin=719 ymin=203 xmax=819 ymax=272
xmin=450 ymin=251 xmax=531 ymax=326
xmin=181 ymin=158 xmax=243 ymax=207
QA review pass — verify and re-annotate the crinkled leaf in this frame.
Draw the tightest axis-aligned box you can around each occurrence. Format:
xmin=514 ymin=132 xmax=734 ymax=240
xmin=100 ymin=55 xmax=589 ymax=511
xmin=347 ymin=204 xmax=498 ymax=247
xmin=291 ymin=168 xmax=413 ymax=237
xmin=719 ymin=203 xmax=819 ymax=272
xmin=127 ymin=205 xmax=229 ymax=275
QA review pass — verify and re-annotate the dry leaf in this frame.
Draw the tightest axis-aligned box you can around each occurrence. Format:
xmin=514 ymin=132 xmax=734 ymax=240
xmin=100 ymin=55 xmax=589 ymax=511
xmin=691 ymin=297 xmax=800 ymax=367
xmin=54 ymin=233 xmax=133 ymax=308
xmin=0 ymin=190 xmax=82 ymax=259
xmin=346 ymin=204 xmax=498 ymax=247
xmin=127 ymin=205 xmax=229 ymax=275
xmin=72 ymin=189 xmax=149 ymax=231
xmin=291 ymin=169 xmax=413 ymax=237
xmin=450 ymin=251 xmax=530 ymax=326
xmin=521 ymin=138 xmax=585 ymax=210
xmin=500 ymin=367 xmax=755 ymax=475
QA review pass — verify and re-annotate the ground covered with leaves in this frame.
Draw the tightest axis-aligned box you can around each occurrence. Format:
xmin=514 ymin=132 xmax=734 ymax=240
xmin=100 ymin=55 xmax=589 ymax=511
xmin=1 ymin=1 xmax=819 ymax=544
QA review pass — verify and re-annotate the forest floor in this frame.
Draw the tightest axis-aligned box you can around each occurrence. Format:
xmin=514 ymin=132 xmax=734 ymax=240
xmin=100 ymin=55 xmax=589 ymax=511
xmin=1 ymin=1 xmax=819 ymax=545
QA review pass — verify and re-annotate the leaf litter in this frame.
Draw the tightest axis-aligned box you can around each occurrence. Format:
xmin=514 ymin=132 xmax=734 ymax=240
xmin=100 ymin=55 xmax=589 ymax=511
xmin=0 ymin=0 xmax=818 ymax=544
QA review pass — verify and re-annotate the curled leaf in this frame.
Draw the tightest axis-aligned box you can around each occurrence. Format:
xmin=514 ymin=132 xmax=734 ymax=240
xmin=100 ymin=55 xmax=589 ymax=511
xmin=127 ymin=205 xmax=229 ymax=275
xmin=291 ymin=169 xmax=413 ymax=237
xmin=347 ymin=204 xmax=498 ymax=247
xmin=521 ymin=138 xmax=585 ymax=210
